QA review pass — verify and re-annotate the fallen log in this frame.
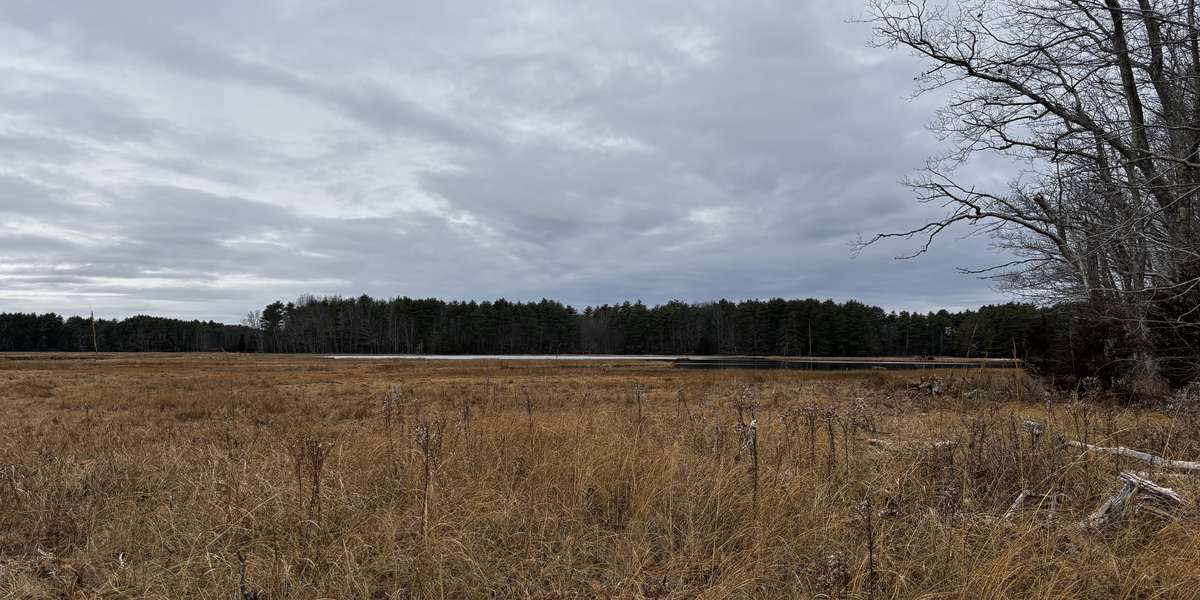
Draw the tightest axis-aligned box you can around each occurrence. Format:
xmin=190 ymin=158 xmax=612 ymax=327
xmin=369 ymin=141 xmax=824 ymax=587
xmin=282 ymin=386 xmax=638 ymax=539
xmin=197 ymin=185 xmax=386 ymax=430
xmin=1002 ymin=489 xmax=1030 ymax=521
xmin=1022 ymin=418 xmax=1200 ymax=474
xmin=1065 ymin=440 xmax=1200 ymax=473
xmin=1084 ymin=471 xmax=1184 ymax=529
xmin=1002 ymin=489 xmax=1065 ymax=520
xmin=864 ymin=438 xmax=956 ymax=452
xmin=1129 ymin=470 xmax=1193 ymax=482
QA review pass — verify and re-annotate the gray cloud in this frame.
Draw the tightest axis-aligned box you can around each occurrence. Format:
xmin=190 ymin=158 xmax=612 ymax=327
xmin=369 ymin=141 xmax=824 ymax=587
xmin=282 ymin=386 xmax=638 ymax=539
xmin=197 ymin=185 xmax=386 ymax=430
xmin=0 ymin=0 xmax=1008 ymax=322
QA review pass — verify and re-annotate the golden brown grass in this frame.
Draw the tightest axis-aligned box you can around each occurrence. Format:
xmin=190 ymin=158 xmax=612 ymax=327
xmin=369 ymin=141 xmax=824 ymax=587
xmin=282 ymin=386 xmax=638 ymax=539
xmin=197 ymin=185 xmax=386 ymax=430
xmin=1 ymin=354 xmax=1199 ymax=599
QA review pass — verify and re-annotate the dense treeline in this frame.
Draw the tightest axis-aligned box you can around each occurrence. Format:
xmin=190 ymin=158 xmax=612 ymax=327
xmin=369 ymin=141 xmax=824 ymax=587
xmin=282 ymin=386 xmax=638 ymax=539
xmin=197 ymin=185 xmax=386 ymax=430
xmin=2 ymin=295 xmax=1102 ymax=378
xmin=0 ymin=313 xmax=256 ymax=353
xmin=252 ymin=295 xmax=1061 ymax=360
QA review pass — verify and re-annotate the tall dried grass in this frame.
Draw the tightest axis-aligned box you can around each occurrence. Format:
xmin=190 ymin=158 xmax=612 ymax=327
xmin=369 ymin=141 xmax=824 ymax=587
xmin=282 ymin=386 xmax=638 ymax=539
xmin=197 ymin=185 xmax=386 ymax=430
xmin=0 ymin=355 xmax=1198 ymax=598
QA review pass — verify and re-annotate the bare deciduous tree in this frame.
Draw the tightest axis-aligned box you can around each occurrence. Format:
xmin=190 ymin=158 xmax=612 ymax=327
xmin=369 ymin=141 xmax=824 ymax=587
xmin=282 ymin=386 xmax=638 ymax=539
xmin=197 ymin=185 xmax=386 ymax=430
xmin=860 ymin=0 xmax=1200 ymax=385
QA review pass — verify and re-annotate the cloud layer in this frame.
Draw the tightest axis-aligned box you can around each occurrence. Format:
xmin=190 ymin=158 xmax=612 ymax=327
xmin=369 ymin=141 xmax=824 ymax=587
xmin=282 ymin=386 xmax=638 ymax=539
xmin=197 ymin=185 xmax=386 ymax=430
xmin=0 ymin=0 xmax=1008 ymax=322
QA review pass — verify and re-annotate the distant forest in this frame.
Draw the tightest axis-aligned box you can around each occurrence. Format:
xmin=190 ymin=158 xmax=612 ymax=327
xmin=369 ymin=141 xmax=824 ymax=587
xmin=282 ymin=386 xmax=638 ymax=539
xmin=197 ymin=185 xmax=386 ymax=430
xmin=0 ymin=295 xmax=1103 ymax=378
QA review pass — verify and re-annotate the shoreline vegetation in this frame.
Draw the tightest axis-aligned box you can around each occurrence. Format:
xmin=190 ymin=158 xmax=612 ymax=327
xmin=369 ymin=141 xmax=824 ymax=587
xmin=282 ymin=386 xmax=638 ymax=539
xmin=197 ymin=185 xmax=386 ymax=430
xmin=1 ymin=295 xmax=1087 ymax=377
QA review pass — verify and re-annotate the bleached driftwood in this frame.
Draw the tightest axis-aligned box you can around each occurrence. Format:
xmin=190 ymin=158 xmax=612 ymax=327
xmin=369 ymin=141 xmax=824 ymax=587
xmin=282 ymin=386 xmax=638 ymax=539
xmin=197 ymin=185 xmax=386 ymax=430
xmin=1065 ymin=440 xmax=1200 ymax=473
xmin=1129 ymin=470 xmax=1193 ymax=482
xmin=1001 ymin=489 xmax=1065 ymax=520
xmin=1022 ymin=418 xmax=1200 ymax=474
xmin=864 ymin=438 xmax=956 ymax=452
xmin=1084 ymin=471 xmax=1184 ymax=529
xmin=910 ymin=377 xmax=945 ymax=395
xmin=1002 ymin=489 xmax=1030 ymax=520
xmin=1021 ymin=419 xmax=1045 ymax=435
xmin=1013 ymin=420 xmax=1190 ymax=527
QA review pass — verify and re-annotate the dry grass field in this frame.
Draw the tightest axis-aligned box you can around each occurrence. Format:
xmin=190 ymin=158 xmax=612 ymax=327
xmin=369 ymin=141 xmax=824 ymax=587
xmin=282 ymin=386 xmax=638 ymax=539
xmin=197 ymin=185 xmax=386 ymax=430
xmin=2 ymin=354 xmax=1200 ymax=599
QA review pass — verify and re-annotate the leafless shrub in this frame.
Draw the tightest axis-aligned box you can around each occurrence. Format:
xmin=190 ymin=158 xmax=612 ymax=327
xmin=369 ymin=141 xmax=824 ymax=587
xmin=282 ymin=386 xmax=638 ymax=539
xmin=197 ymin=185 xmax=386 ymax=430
xmin=824 ymin=407 xmax=839 ymax=476
xmin=850 ymin=495 xmax=879 ymax=600
xmin=415 ymin=414 xmax=446 ymax=542
xmin=797 ymin=402 xmax=822 ymax=465
xmin=735 ymin=412 xmax=759 ymax=510
xmin=382 ymin=386 xmax=405 ymax=479
xmin=288 ymin=434 xmax=332 ymax=560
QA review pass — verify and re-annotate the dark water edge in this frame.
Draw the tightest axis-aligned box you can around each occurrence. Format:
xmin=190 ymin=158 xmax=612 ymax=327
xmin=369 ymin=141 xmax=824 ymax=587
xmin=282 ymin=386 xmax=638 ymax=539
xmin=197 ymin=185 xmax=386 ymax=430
xmin=323 ymin=354 xmax=1020 ymax=371
xmin=671 ymin=357 xmax=1020 ymax=370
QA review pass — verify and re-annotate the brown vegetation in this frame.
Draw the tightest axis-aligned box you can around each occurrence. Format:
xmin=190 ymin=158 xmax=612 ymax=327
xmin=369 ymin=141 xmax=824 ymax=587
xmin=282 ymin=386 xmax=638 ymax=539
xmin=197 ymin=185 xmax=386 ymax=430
xmin=2 ymin=354 xmax=1200 ymax=598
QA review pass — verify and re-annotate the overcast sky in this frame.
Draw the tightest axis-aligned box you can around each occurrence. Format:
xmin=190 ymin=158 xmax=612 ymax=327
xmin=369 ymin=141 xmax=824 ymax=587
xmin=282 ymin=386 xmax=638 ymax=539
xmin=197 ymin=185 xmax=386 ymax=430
xmin=0 ymin=0 xmax=1011 ymax=322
